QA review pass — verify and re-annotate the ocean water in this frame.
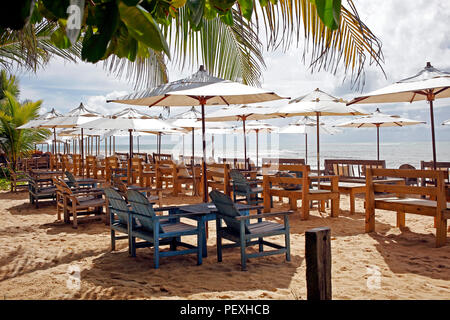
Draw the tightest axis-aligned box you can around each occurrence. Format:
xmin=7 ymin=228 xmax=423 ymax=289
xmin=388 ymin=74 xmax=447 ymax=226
xmin=57 ymin=135 xmax=450 ymax=170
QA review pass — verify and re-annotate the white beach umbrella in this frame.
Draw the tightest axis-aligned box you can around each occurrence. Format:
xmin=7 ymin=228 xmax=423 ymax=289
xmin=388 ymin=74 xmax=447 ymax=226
xmin=204 ymin=105 xmax=282 ymax=170
xmin=39 ymin=103 xmax=102 ymax=169
xmin=276 ymin=88 xmax=368 ymax=175
xmin=348 ymin=62 xmax=450 ymax=168
xmin=107 ymin=65 xmax=287 ymax=202
xmin=335 ymin=108 xmax=426 ymax=160
xmin=80 ymin=108 xmax=181 ymax=158
xmin=279 ymin=116 xmax=340 ymax=164
xmin=443 ymin=119 xmax=450 ymax=126
xmin=18 ymin=108 xmax=63 ymax=129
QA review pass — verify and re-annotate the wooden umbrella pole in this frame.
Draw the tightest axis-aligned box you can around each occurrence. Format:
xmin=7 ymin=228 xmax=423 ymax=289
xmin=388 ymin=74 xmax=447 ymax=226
xmin=429 ymin=98 xmax=437 ymax=170
xmin=128 ymin=129 xmax=133 ymax=184
xmin=242 ymin=116 xmax=248 ymax=170
xmin=201 ymin=103 xmax=208 ymax=203
xmin=80 ymin=128 xmax=84 ymax=177
xmin=305 ymin=133 xmax=308 ymax=164
xmin=316 ymin=113 xmax=320 ymax=186
xmin=377 ymin=125 xmax=380 ymax=161
xmin=256 ymin=130 xmax=259 ymax=168
xmin=192 ymin=128 xmax=197 ymax=195
xmin=53 ymin=128 xmax=57 ymax=155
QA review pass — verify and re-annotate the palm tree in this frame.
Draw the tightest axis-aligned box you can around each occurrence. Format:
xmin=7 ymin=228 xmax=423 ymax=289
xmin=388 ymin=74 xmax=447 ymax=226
xmin=0 ymin=74 xmax=49 ymax=169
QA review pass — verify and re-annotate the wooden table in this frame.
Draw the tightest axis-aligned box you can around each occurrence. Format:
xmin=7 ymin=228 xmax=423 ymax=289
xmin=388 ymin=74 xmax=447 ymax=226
xmin=173 ymin=202 xmax=262 ymax=257
xmin=317 ymin=178 xmax=404 ymax=215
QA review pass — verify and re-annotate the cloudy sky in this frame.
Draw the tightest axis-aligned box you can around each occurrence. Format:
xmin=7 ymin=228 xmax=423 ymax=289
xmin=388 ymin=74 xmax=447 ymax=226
xmin=15 ymin=0 xmax=450 ymax=144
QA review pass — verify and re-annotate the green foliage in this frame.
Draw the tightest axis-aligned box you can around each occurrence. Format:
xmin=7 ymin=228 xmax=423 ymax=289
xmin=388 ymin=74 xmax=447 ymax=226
xmin=309 ymin=0 xmax=341 ymax=30
xmin=0 ymin=71 xmax=50 ymax=169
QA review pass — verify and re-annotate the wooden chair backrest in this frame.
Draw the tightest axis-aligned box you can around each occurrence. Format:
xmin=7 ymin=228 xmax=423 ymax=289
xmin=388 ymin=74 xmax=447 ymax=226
xmin=262 ymin=158 xmax=305 ymax=166
xmin=104 ymin=187 xmax=129 ymax=225
xmin=133 ymin=153 xmax=148 ymax=163
xmin=114 ymin=152 xmax=129 ymax=161
xmin=153 ymin=153 xmax=172 ymax=162
xmin=421 ymin=161 xmax=450 ymax=184
xmin=366 ymin=168 xmax=446 ymax=200
xmin=126 ymin=190 xmax=162 ymax=232
xmin=209 ymin=190 xmax=249 ymax=234
xmin=263 ymin=164 xmax=310 ymax=189
xmin=324 ymin=159 xmax=386 ymax=178
xmin=219 ymin=157 xmax=251 ymax=170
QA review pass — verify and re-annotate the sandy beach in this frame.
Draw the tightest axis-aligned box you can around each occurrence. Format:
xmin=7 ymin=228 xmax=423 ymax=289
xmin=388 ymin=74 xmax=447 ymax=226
xmin=0 ymin=190 xmax=448 ymax=300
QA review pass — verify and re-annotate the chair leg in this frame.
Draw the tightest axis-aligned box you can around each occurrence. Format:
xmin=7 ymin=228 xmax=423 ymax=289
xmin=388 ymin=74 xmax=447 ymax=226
xmin=240 ymin=221 xmax=247 ymax=271
xmin=154 ymin=237 xmax=160 ymax=269
xmin=111 ymin=229 xmax=116 ymax=251
xmin=216 ymin=219 xmax=223 ymax=262
xmin=72 ymin=208 xmax=78 ymax=229
xmin=435 ymin=218 xmax=447 ymax=248
xmin=396 ymin=211 xmax=406 ymax=229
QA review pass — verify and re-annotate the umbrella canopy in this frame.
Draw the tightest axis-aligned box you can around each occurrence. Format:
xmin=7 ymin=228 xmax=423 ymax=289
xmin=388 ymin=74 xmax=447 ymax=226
xmin=336 ymin=108 xmax=425 ymax=160
xmin=80 ymin=109 xmax=181 ymax=158
xmin=443 ymin=119 xmax=450 ymax=126
xmin=279 ymin=116 xmax=340 ymax=164
xmin=205 ymin=105 xmax=282 ymax=170
xmin=348 ymin=62 xmax=450 ymax=168
xmin=108 ymin=65 xmax=287 ymax=202
xmin=276 ymin=88 xmax=367 ymax=175
xmin=17 ymin=108 xmax=63 ymax=129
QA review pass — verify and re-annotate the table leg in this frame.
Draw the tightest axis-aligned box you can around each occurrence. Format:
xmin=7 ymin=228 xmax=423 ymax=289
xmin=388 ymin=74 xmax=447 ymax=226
xmin=350 ymin=191 xmax=355 ymax=215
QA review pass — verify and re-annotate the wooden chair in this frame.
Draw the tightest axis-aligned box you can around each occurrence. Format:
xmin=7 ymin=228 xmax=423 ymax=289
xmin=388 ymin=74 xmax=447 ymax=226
xmin=27 ymin=175 xmax=56 ymax=208
xmin=7 ymin=162 xmax=29 ymax=192
xmin=112 ymin=176 xmax=161 ymax=207
xmin=104 ymin=187 xmax=132 ymax=252
xmin=85 ymin=155 xmax=96 ymax=178
xmin=57 ymin=178 xmax=105 ymax=228
xmin=210 ymin=190 xmax=292 ymax=271
xmin=53 ymin=177 xmax=66 ymax=221
xmin=202 ymin=163 xmax=231 ymax=199
xmin=263 ymin=164 xmax=340 ymax=220
xmin=365 ymin=168 xmax=449 ymax=247
xmin=126 ymin=189 xmax=203 ymax=268
xmin=229 ymin=169 xmax=263 ymax=206
xmin=105 ymin=156 xmax=121 ymax=182
xmin=155 ymin=160 xmax=175 ymax=194
xmin=138 ymin=162 xmax=156 ymax=187
xmin=153 ymin=153 xmax=172 ymax=162
xmin=72 ymin=154 xmax=82 ymax=176
xmin=173 ymin=162 xmax=201 ymax=196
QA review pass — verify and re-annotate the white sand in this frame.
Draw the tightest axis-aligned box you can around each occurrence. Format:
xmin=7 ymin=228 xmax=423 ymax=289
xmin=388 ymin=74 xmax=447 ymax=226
xmin=0 ymin=190 xmax=448 ymax=300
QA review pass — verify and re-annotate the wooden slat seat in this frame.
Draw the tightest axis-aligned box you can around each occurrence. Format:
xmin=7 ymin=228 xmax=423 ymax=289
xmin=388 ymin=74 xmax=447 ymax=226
xmin=365 ymin=168 xmax=449 ymax=247
xmin=210 ymin=190 xmax=292 ymax=271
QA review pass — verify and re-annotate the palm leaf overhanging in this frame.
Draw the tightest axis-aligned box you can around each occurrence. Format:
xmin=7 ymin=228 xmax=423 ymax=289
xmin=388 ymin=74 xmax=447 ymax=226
xmin=0 ymin=20 xmax=81 ymax=72
xmin=255 ymin=0 xmax=385 ymax=89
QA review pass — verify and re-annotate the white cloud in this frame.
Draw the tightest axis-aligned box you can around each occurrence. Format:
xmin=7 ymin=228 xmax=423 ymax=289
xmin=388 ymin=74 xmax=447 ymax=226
xmin=11 ymin=0 xmax=450 ymax=143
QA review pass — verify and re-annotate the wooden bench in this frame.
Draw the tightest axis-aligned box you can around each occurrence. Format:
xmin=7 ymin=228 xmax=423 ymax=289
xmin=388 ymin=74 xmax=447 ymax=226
xmin=263 ymin=164 xmax=339 ymax=219
xmin=365 ymin=168 xmax=450 ymax=247
xmin=324 ymin=159 xmax=386 ymax=183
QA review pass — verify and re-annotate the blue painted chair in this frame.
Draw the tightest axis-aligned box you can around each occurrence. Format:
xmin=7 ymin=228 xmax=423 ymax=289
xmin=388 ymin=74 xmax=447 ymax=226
xmin=104 ymin=187 xmax=132 ymax=253
xmin=209 ymin=190 xmax=292 ymax=271
xmin=229 ymin=169 xmax=263 ymax=207
xmin=126 ymin=189 xmax=203 ymax=268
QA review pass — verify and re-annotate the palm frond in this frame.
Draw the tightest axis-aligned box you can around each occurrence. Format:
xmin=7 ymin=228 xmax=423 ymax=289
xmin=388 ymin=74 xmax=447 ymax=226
xmin=255 ymin=0 xmax=385 ymax=90
xmin=166 ymin=8 xmax=265 ymax=87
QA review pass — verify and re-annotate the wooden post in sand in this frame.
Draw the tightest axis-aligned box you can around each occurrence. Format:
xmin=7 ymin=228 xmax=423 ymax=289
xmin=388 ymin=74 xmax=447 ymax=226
xmin=306 ymin=227 xmax=332 ymax=300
